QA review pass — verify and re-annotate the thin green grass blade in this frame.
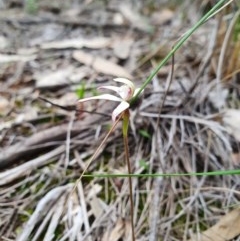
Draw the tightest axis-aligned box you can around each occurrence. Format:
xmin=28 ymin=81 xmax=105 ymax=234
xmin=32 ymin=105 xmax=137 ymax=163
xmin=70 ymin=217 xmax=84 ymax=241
xmin=83 ymin=169 xmax=240 ymax=178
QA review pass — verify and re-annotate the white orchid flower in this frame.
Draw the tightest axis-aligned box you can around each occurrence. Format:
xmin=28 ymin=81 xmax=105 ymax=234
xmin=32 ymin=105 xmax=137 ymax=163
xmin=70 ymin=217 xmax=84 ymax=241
xmin=78 ymin=78 xmax=141 ymax=121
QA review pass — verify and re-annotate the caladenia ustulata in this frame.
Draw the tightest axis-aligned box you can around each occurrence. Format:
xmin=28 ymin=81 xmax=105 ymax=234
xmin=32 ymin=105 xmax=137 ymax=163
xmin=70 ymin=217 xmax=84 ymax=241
xmin=78 ymin=77 xmax=142 ymax=122
xmin=78 ymin=78 xmax=142 ymax=241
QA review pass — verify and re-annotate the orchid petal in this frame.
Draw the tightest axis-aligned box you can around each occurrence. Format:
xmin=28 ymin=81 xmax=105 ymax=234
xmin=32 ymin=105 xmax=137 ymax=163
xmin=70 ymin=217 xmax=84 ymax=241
xmin=112 ymin=101 xmax=129 ymax=121
xmin=118 ymin=85 xmax=132 ymax=100
xmin=113 ymin=78 xmax=134 ymax=91
xmin=98 ymin=86 xmax=120 ymax=93
xmin=133 ymin=87 xmax=143 ymax=97
xmin=78 ymin=94 xmax=122 ymax=103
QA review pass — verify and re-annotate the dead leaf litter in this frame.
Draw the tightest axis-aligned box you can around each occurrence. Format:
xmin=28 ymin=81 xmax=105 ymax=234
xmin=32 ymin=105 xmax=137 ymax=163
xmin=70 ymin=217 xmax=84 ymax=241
xmin=0 ymin=1 xmax=240 ymax=241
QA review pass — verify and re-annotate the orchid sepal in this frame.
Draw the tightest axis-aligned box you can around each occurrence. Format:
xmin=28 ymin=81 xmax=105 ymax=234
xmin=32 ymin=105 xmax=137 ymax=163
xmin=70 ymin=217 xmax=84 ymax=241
xmin=114 ymin=78 xmax=134 ymax=91
xmin=98 ymin=86 xmax=120 ymax=93
xmin=112 ymin=101 xmax=130 ymax=121
xmin=78 ymin=94 xmax=123 ymax=103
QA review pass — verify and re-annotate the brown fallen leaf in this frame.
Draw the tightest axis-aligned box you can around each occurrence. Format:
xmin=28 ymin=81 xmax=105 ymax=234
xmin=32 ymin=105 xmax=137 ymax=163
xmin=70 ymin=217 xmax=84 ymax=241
xmin=0 ymin=35 xmax=8 ymax=49
xmin=40 ymin=37 xmax=111 ymax=50
xmin=89 ymin=197 xmax=105 ymax=220
xmin=222 ymin=109 xmax=240 ymax=142
xmin=0 ymin=96 xmax=11 ymax=116
xmin=112 ymin=12 xmax=125 ymax=25
xmin=102 ymin=218 xmax=132 ymax=241
xmin=0 ymin=54 xmax=36 ymax=63
xmin=119 ymin=4 xmax=152 ymax=32
xmin=48 ymin=93 xmax=78 ymax=108
xmin=151 ymin=9 xmax=174 ymax=25
xmin=188 ymin=208 xmax=240 ymax=241
xmin=73 ymin=50 xmax=132 ymax=79
xmin=86 ymin=184 xmax=106 ymax=220
xmin=35 ymin=67 xmax=74 ymax=88
xmin=0 ymin=106 xmax=38 ymax=131
xmin=231 ymin=152 xmax=240 ymax=166
xmin=112 ymin=38 xmax=133 ymax=60
xmin=35 ymin=66 xmax=90 ymax=88
xmin=208 ymin=87 xmax=228 ymax=109
xmin=17 ymin=47 xmax=38 ymax=55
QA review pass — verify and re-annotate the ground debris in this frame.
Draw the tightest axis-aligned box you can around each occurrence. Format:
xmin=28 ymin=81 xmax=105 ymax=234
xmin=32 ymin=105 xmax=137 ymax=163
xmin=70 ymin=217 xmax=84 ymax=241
xmin=1 ymin=1 xmax=240 ymax=241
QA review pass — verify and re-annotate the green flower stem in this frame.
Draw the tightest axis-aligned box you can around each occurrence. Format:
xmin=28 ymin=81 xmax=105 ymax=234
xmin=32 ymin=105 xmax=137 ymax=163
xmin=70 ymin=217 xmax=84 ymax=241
xmin=132 ymin=0 xmax=229 ymax=103
xmin=122 ymin=111 xmax=135 ymax=241
xmin=122 ymin=111 xmax=129 ymax=137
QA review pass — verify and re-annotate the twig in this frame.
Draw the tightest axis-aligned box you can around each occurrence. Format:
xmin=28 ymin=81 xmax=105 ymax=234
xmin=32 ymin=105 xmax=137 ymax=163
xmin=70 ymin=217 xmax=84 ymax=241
xmin=0 ymin=145 xmax=66 ymax=186
xmin=0 ymin=110 xmax=109 ymax=169
xmin=78 ymin=182 xmax=92 ymax=241
xmin=39 ymin=97 xmax=110 ymax=117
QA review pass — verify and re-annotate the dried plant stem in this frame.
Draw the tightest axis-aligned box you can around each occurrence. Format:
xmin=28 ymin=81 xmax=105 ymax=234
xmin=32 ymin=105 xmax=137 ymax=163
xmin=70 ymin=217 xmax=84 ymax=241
xmin=122 ymin=111 xmax=135 ymax=241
